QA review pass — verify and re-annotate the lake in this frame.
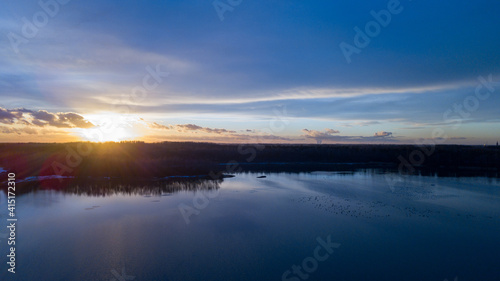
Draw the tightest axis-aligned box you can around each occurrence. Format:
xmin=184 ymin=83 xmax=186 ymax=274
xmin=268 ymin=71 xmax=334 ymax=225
xmin=1 ymin=170 xmax=499 ymax=280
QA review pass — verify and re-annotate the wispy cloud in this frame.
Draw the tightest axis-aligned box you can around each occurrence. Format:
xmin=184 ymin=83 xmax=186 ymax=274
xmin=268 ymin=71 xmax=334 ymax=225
xmin=149 ymin=122 xmax=236 ymax=135
xmin=342 ymin=121 xmax=381 ymax=127
xmin=301 ymin=128 xmax=400 ymax=144
xmin=0 ymin=125 xmax=38 ymax=135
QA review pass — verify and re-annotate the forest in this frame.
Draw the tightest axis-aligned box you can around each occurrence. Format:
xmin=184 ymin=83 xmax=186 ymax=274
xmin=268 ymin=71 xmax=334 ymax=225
xmin=0 ymin=142 xmax=499 ymax=181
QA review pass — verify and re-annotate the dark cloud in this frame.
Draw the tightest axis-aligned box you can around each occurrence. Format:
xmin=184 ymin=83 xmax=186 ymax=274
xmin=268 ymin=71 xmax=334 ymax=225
xmin=176 ymin=124 xmax=203 ymax=131
xmin=30 ymin=110 xmax=94 ymax=128
xmin=31 ymin=110 xmax=57 ymax=123
xmin=199 ymin=127 xmax=236 ymax=135
xmin=31 ymin=119 xmax=46 ymax=127
xmin=58 ymin=113 xmax=94 ymax=128
xmin=0 ymin=108 xmax=17 ymax=124
xmin=374 ymin=131 xmax=393 ymax=138
xmin=0 ymin=107 xmax=94 ymax=129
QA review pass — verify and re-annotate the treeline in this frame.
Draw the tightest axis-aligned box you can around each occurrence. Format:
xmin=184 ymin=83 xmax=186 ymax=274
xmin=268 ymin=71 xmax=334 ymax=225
xmin=10 ymin=177 xmax=221 ymax=196
xmin=0 ymin=142 xmax=499 ymax=180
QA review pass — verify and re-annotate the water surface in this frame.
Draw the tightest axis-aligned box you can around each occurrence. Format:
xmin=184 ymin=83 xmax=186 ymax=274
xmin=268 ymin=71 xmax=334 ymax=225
xmin=1 ymin=171 xmax=499 ymax=280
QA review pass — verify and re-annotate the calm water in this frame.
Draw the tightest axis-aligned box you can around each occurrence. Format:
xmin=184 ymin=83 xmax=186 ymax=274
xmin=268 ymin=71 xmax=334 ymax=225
xmin=1 ymin=171 xmax=500 ymax=281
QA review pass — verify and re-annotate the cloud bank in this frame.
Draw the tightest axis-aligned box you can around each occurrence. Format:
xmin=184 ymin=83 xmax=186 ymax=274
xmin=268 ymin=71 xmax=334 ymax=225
xmin=0 ymin=107 xmax=94 ymax=128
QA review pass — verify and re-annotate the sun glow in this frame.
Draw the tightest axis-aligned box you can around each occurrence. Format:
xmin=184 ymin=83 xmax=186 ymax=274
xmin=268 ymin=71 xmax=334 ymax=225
xmin=78 ymin=113 xmax=142 ymax=142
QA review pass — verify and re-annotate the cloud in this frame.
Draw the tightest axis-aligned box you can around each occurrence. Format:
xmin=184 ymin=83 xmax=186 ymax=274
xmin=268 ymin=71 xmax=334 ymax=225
xmin=198 ymin=127 xmax=236 ymax=135
xmin=0 ymin=107 xmax=94 ymax=129
xmin=29 ymin=110 xmax=94 ymax=128
xmin=0 ymin=108 xmax=17 ymax=124
xmin=57 ymin=113 xmax=95 ymax=129
xmin=302 ymin=128 xmax=342 ymax=144
xmin=146 ymin=121 xmax=290 ymax=141
xmin=325 ymin=129 xmax=340 ymax=134
xmin=0 ymin=126 xmax=38 ymax=135
xmin=230 ymin=133 xmax=293 ymax=142
xmin=143 ymin=132 xmax=294 ymax=143
xmin=302 ymin=128 xmax=340 ymax=137
xmin=300 ymin=128 xmax=401 ymax=144
xmin=148 ymin=122 xmax=173 ymax=130
xmin=374 ymin=131 xmax=393 ymax=137
xmin=342 ymin=121 xmax=381 ymax=127
xmin=176 ymin=124 xmax=203 ymax=131
xmin=149 ymin=122 xmax=236 ymax=135
xmin=0 ymin=108 xmax=28 ymax=124
xmin=416 ymin=136 xmax=467 ymax=142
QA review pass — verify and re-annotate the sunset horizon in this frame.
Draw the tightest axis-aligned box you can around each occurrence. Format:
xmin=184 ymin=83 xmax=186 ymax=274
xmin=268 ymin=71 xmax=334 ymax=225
xmin=1 ymin=1 xmax=499 ymax=145
xmin=1 ymin=1 xmax=500 ymax=280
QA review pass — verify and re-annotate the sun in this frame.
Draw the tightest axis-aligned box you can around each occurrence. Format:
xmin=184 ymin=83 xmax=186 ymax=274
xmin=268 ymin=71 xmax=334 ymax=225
xmin=78 ymin=113 xmax=142 ymax=142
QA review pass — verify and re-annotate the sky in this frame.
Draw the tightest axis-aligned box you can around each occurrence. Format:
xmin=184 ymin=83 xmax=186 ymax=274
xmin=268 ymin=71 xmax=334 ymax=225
xmin=0 ymin=0 xmax=499 ymax=144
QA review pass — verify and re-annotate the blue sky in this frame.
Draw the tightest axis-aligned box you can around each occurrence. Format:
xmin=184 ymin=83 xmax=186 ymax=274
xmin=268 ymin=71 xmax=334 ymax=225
xmin=0 ymin=0 xmax=499 ymax=143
